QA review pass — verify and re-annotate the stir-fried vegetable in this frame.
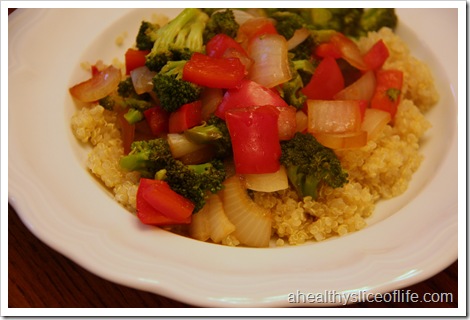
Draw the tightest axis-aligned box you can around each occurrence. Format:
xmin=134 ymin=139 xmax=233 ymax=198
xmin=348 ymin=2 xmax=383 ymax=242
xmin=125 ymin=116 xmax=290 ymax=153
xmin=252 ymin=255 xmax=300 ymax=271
xmin=70 ymin=8 xmax=411 ymax=247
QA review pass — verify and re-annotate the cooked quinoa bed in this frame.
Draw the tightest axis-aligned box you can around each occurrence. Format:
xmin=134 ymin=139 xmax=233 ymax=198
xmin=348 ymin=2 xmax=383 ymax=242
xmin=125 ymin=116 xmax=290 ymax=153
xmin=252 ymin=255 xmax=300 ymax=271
xmin=71 ymin=27 xmax=438 ymax=246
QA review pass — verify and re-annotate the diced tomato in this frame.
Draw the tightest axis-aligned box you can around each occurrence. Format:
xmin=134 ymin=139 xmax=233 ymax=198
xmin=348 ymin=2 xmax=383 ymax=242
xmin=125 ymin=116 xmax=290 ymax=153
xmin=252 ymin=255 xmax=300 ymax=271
xmin=125 ymin=48 xmax=150 ymax=75
xmin=370 ymin=69 xmax=403 ymax=119
xmin=301 ymin=57 xmax=345 ymax=101
xmin=182 ymin=52 xmax=246 ymax=89
xmin=314 ymin=42 xmax=342 ymax=59
xmin=136 ymin=178 xmax=194 ymax=226
xmin=143 ymin=106 xmax=169 ymax=136
xmin=363 ymin=39 xmax=390 ymax=70
xmin=225 ymin=105 xmax=281 ymax=174
xmin=215 ymin=79 xmax=288 ymax=119
xmin=168 ymin=100 xmax=202 ymax=133
xmin=206 ymin=33 xmax=248 ymax=58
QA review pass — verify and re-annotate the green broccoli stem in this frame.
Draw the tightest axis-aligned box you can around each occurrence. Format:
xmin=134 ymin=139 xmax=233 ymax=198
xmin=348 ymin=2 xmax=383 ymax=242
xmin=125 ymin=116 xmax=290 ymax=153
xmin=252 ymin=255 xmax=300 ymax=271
xmin=123 ymin=108 xmax=144 ymax=124
xmin=184 ymin=124 xmax=224 ymax=144
xmin=187 ymin=163 xmax=214 ymax=174
xmin=120 ymin=150 xmax=151 ymax=172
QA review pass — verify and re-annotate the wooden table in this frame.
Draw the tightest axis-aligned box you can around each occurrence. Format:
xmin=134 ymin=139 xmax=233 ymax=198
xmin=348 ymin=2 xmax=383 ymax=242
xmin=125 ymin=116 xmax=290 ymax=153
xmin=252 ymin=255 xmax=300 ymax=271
xmin=8 ymin=204 xmax=458 ymax=309
xmin=7 ymin=7 xmax=458 ymax=311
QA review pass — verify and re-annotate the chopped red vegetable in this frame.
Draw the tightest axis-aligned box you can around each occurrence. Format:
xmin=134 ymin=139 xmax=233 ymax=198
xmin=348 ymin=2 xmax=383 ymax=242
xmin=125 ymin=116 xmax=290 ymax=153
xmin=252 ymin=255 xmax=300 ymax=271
xmin=136 ymin=178 xmax=194 ymax=226
xmin=363 ymin=39 xmax=390 ymax=70
xmin=144 ymin=106 xmax=169 ymax=136
xmin=301 ymin=57 xmax=345 ymax=101
xmin=215 ymin=79 xmax=288 ymax=119
xmin=168 ymin=100 xmax=202 ymax=133
xmin=182 ymin=52 xmax=246 ymax=89
xmin=225 ymin=105 xmax=281 ymax=174
xmin=370 ymin=69 xmax=403 ymax=119
xmin=125 ymin=48 xmax=150 ymax=75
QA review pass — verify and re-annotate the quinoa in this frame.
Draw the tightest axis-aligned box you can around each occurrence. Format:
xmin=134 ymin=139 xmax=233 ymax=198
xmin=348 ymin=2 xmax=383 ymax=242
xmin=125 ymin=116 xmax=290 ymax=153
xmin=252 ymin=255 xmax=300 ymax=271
xmin=70 ymin=27 xmax=437 ymax=246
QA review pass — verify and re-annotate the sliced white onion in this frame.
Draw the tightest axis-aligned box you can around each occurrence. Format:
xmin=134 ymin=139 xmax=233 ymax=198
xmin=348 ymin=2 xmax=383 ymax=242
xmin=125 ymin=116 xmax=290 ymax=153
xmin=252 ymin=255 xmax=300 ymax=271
xmin=361 ymin=108 xmax=391 ymax=141
xmin=307 ymin=100 xmax=362 ymax=134
xmin=188 ymin=204 xmax=211 ymax=241
xmin=330 ymin=33 xmax=368 ymax=71
xmin=167 ymin=133 xmax=206 ymax=159
xmin=333 ymin=70 xmax=376 ymax=101
xmin=222 ymin=175 xmax=272 ymax=247
xmin=130 ymin=66 xmax=157 ymax=95
xmin=248 ymin=34 xmax=292 ymax=88
xmin=206 ymin=194 xmax=236 ymax=243
xmin=286 ymin=28 xmax=310 ymax=50
xmin=69 ymin=65 xmax=122 ymax=102
xmin=242 ymin=166 xmax=289 ymax=192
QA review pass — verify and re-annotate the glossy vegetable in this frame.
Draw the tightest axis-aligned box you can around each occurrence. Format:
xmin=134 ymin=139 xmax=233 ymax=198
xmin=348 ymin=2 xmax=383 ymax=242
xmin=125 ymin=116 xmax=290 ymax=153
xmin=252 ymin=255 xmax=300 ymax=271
xmin=370 ymin=69 xmax=403 ymax=119
xmin=222 ymin=175 xmax=272 ymax=247
xmin=225 ymin=105 xmax=281 ymax=174
xmin=69 ymin=65 xmax=122 ymax=102
xmin=136 ymin=178 xmax=194 ymax=226
xmin=182 ymin=52 xmax=246 ymax=88
xmin=301 ymin=57 xmax=344 ymax=100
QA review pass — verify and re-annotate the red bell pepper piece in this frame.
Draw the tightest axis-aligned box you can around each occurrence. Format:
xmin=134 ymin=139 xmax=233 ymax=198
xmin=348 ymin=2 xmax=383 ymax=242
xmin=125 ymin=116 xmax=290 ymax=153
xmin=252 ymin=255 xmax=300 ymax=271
xmin=237 ymin=17 xmax=278 ymax=48
xmin=136 ymin=178 xmax=194 ymax=226
xmin=301 ymin=57 xmax=345 ymax=101
xmin=225 ymin=105 xmax=281 ymax=174
xmin=370 ymin=69 xmax=403 ymax=119
xmin=143 ymin=106 xmax=169 ymax=136
xmin=182 ymin=52 xmax=246 ymax=89
xmin=314 ymin=42 xmax=342 ymax=59
xmin=215 ymin=79 xmax=288 ymax=119
xmin=363 ymin=39 xmax=390 ymax=70
xmin=206 ymin=33 xmax=248 ymax=58
xmin=125 ymin=48 xmax=150 ymax=75
xmin=168 ymin=100 xmax=202 ymax=133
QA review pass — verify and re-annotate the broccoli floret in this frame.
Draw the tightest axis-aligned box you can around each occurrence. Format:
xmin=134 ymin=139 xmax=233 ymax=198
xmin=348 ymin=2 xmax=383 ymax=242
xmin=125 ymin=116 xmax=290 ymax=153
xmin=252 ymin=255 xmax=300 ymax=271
xmin=203 ymin=9 xmax=239 ymax=44
xmin=280 ymin=132 xmax=348 ymax=199
xmin=145 ymin=8 xmax=209 ymax=72
xmin=99 ymin=77 xmax=153 ymax=122
xmin=136 ymin=21 xmax=160 ymax=50
xmin=270 ymin=11 xmax=307 ymax=40
xmin=184 ymin=115 xmax=233 ymax=159
xmin=162 ymin=159 xmax=226 ymax=212
xmin=278 ymin=59 xmax=315 ymax=110
xmin=357 ymin=8 xmax=398 ymax=37
xmin=152 ymin=60 xmax=202 ymax=113
xmin=119 ymin=138 xmax=173 ymax=178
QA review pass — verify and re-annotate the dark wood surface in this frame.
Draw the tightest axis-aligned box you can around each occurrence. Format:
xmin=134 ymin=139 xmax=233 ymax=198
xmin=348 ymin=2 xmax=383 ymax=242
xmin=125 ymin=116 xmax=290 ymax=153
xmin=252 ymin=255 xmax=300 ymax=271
xmin=8 ymin=204 xmax=458 ymax=309
xmin=7 ymin=8 xmax=458 ymax=311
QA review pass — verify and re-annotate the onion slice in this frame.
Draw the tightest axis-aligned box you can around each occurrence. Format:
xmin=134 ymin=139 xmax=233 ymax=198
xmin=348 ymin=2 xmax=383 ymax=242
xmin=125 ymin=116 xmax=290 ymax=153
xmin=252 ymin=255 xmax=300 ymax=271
xmin=69 ymin=65 xmax=122 ymax=102
xmin=361 ymin=108 xmax=391 ymax=141
xmin=330 ymin=33 xmax=368 ymax=71
xmin=242 ymin=166 xmax=289 ymax=192
xmin=286 ymin=28 xmax=310 ymax=50
xmin=333 ymin=70 xmax=376 ymax=101
xmin=248 ymin=34 xmax=292 ymax=88
xmin=131 ymin=66 xmax=157 ymax=94
xmin=222 ymin=175 xmax=272 ymax=247
xmin=307 ymin=100 xmax=363 ymax=134
xmin=206 ymin=194 xmax=236 ymax=243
